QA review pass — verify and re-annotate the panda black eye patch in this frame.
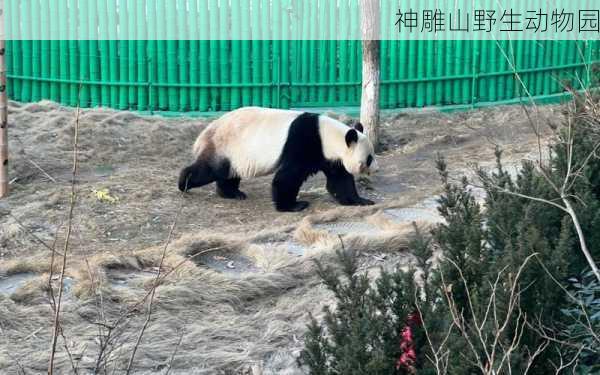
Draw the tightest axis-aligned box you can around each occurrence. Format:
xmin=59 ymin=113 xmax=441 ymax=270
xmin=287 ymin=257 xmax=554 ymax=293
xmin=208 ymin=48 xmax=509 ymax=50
xmin=367 ymin=155 xmax=373 ymax=167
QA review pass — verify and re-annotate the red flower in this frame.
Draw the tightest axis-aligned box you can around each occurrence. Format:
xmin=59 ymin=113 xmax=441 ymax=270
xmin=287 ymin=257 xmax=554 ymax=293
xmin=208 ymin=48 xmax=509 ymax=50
xmin=395 ymin=310 xmax=422 ymax=373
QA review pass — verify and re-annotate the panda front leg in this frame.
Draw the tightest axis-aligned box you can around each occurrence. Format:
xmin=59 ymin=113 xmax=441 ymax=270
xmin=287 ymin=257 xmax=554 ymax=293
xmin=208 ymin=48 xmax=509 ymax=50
xmin=272 ymin=167 xmax=310 ymax=212
xmin=216 ymin=178 xmax=247 ymax=200
xmin=323 ymin=165 xmax=374 ymax=206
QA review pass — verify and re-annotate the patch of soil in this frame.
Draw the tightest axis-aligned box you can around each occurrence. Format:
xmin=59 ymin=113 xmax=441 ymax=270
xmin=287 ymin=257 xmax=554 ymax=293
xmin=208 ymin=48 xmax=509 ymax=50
xmin=194 ymin=251 xmax=262 ymax=276
xmin=106 ymin=268 xmax=158 ymax=293
xmin=384 ymin=207 xmax=443 ymax=224
xmin=258 ymin=241 xmax=308 ymax=257
xmin=314 ymin=220 xmax=382 ymax=236
xmin=0 ymin=273 xmax=37 ymax=296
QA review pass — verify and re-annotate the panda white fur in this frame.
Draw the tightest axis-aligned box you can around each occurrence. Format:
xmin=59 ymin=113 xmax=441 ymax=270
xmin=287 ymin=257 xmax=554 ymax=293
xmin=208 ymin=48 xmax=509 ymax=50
xmin=178 ymin=107 xmax=378 ymax=212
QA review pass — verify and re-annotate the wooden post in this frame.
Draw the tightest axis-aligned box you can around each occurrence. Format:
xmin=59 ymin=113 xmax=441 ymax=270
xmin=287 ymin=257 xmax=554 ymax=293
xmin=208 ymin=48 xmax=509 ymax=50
xmin=0 ymin=0 xmax=8 ymax=198
xmin=359 ymin=0 xmax=381 ymax=151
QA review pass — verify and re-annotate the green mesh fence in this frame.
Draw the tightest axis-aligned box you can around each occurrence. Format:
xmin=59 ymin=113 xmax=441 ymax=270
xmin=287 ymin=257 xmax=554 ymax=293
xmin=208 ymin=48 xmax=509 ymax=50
xmin=5 ymin=1 xmax=600 ymax=112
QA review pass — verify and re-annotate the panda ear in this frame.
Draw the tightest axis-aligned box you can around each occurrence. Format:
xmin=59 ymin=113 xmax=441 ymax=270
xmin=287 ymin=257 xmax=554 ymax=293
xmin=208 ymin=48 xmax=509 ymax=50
xmin=354 ymin=122 xmax=364 ymax=133
xmin=345 ymin=129 xmax=359 ymax=147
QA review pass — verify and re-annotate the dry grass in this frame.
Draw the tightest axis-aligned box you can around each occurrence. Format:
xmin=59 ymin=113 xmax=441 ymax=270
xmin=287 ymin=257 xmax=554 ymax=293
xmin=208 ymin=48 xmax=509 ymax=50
xmin=0 ymin=100 xmax=559 ymax=374
xmin=0 ymin=256 xmax=61 ymax=276
xmin=9 ymin=273 xmax=63 ymax=305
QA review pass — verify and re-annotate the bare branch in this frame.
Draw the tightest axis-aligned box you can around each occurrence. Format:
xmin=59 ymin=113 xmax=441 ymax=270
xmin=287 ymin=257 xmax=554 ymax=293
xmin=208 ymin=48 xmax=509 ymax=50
xmin=440 ymin=254 xmax=540 ymax=374
xmin=48 ymin=83 xmax=82 ymax=375
xmin=164 ymin=329 xmax=185 ymax=375
xmin=125 ymin=191 xmax=186 ymax=374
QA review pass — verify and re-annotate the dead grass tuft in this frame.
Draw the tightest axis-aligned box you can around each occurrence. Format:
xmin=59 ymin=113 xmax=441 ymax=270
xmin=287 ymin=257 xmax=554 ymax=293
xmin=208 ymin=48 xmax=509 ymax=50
xmin=10 ymin=274 xmax=50 ymax=304
xmin=0 ymin=256 xmax=60 ymax=276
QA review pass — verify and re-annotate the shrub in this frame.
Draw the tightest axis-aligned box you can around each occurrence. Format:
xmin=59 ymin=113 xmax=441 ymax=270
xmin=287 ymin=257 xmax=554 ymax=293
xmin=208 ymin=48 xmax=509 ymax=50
xmin=298 ymin=246 xmax=425 ymax=375
xmin=300 ymin=95 xmax=600 ymax=374
xmin=562 ymin=270 xmax=600 ymax=374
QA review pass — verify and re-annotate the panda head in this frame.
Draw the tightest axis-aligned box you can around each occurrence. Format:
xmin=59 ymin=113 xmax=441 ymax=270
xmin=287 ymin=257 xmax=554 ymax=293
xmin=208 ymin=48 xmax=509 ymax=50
xmin=342 ymin=123 xmax=379 ymax=176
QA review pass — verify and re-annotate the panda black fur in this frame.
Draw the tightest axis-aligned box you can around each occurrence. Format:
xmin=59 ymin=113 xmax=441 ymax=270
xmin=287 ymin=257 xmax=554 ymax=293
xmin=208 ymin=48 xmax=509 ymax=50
xmin=178 ymin=107 xmax=378 ymax=212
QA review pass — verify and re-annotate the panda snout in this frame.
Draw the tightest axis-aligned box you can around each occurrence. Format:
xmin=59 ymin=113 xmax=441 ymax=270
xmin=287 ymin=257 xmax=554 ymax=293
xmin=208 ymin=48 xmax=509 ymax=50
xmin=369 ymin=159 xmax=379 ymax=174
xmin=178 ymin=167 xmax=193 ymax=192
xmin=359 ymin=162 xmax=368 ymax=175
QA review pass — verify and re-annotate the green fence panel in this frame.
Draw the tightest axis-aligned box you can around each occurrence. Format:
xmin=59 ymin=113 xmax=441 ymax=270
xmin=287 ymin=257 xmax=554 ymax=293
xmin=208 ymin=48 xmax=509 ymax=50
xmin=289 ymin=21 xmax=299 ymax=105
xmin=137 ymin=0 xmax=148 ymax=111
xmin=261 ymin=0 xmax=271 ymax=108
xmin=457 ymin=39 xmax=467 ymax=104
xmin=21 ymin=7 xmax=32 ymax=102
xmin=218 ymin=1 xmax=229 ymax=111
xmin=415 ymin=37 xmax=426 ymax=107
xmin=6 ymin=2 xmax=600 ymax=113
xmin=78 ymin=0 xmax=90 ymax=107
xmin=128 ymin=1 xmax=138 ymax=109
xmin=98 ymin=2 xmax=110 ymax=106
xmin=230 ymin=0 xmax=241 ymax=110
xmin=67 ymin=1 xmax=77 ymax=106
xmin=327 ymin=0 xmax=336 ymax=105
xmin=251 ymin=1 xmax=262 ymax=107
xmin=58 ymin=0 xmax=69 ymax=104
xmin=281 ymin=2 xmax=291 ymax=108
xmin=299 ymin=0 xmax=309 ymax=105
xmin=273 ymin=1 xmax=283 ymax=107
xmin=208 ymin=0 xmax=218 ymax=111
xmin=88 ymin=2 xmax=100 ymax=107
xmin=7 ymin=0 xmax=18 ymax=99
xmin=50 ymin=0 xmax=60 ymax=102
xmin=6 ymin=37 xmax=12 ymax=100
xmin=31 ymin=0 xmax=41 ymax=102
xmin=107 ymin=0 xmax=118 ymax=108
xmin=338 ymin=1 xmax=349 ymax=105
xmin=147 ymin=0 xmax=158 ymax=111
xmin=189 ymin=1 xmax=199 ymax=111
xmin=156 ymin=0 xmax=168 ymax=110
xmin=198 ymin=2 xmax=209 ymax=111
xmin=349 ymin=0 xmax=360 ymax=103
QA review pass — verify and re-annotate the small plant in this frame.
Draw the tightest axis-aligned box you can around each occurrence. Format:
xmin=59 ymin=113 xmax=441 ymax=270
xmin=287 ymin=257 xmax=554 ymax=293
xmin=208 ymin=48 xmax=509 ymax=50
xmin=298 ymin=247 xmax=425 ymax=375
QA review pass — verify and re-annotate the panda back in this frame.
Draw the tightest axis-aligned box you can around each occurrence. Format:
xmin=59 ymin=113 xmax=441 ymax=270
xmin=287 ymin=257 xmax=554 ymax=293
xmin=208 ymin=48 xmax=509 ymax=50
xmin=214 ymin=107 xmax=304 ymax=178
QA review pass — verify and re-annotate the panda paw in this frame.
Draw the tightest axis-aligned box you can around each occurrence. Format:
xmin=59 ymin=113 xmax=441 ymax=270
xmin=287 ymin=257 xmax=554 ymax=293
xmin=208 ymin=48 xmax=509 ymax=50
xmin=232 ymin=191 xmax=248 ymax=200
xmin=356 ymin=197 xmax=375 ymax=206
xmin=277 ymin=201 xmax=310 ymax=212
xmin=217 ymin=189 xmax=247 ymax=200
xmin=338 ymin=197 xmax=375 ymax=206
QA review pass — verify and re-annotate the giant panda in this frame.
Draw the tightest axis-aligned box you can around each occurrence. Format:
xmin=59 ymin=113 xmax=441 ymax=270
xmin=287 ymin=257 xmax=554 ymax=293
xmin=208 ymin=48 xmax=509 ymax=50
xmin=178 ymin=107 xmax=379 ymax=212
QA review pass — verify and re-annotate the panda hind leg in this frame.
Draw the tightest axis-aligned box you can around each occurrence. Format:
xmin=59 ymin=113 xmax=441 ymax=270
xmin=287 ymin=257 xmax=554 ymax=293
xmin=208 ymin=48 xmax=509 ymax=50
xmin=216 ymin=178 xmax=247 ymax=200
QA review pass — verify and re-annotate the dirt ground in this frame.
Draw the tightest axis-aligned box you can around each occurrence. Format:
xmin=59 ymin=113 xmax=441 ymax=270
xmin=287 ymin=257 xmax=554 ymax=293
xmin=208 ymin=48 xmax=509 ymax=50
xmin=0 ymin=101 xmax=561 ymax=374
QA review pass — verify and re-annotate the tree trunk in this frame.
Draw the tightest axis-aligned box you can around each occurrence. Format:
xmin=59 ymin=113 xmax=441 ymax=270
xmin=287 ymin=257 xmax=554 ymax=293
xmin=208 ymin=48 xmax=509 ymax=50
xmin=0 ymin=0 xmax=8 ymax=198
xmin=359 ymin=0 xmax=380 ymax=151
